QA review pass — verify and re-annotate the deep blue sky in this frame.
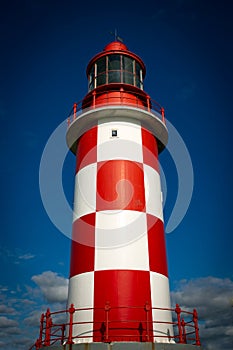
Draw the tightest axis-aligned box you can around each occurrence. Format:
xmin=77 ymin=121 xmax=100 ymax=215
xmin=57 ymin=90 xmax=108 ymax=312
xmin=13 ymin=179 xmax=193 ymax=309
xmin=0 ymin=1 xmax=233 ymax=349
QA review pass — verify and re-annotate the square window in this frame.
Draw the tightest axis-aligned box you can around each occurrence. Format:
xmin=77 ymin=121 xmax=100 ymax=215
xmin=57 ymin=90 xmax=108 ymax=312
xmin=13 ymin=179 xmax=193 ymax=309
xmin=112 ymin=129 xmax=117 ymax=137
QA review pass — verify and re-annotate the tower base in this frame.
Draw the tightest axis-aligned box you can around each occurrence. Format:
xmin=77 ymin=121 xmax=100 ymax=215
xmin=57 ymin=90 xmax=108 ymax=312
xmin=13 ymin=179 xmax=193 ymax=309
xmin=45 ymin=342 xmax=202 ymax=350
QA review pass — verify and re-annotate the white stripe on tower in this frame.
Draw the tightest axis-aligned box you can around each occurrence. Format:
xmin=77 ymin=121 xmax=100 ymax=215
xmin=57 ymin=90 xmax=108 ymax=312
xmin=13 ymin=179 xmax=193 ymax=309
xmin=150 ymin=272 xmax=174 ymax=342
xmin=67 ymin=272 xmax=94 ymax=341
xmin=97 ymin=119 xmax=143 ymax=162
xmin=144 ymin=163 xmax=164 ymax=221
xmin=95 ymin=210 xmax=148 ymax=270
xmin=73 ymin=163 xmax=97 ymax=221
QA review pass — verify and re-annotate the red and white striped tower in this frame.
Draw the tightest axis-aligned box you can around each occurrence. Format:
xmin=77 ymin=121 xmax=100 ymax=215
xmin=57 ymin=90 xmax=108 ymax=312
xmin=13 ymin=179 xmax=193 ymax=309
xmin=66 ymin=41 xmax=173 ymax=343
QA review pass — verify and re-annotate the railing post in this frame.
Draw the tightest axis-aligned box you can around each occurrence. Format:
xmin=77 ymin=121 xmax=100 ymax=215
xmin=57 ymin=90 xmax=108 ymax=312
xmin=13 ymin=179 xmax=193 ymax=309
xmin=175 ymin=304 xmax=185 ymax=344
xmin=161 ymin=107 xmax=165 ymax=124
xmin=37 ymin=313 xmax=44 ymax=347
xmin=44 ymin=308 xmax=51 ymax=346
xmin=138 ymin=322 xmax=143 ymax=342
xmin=73 ymin=103 xmax=77 ymax=121
xmin=146 ymin=95 xmax=151 ymax=112
xmin=35 ymin=338 xmax=42 ymax=350
xmin=193 ymin=309 xmax=201 ymax=346
xmin=67 ymin=303 xmax=75 ymax=344
xmin=105 ymin=301 xmax=111 ymax=342
xmin=100 ymin=322 xmax=106 ymax=342
xmin=144 ymin=301 xmax=151 ymax=341
xmin=181 ymin=318 xmax=187 ymax=344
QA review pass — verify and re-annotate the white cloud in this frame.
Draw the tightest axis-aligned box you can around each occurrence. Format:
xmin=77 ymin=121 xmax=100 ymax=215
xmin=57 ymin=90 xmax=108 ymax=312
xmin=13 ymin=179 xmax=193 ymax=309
xmin=0 ymin=271 xmax=68 ymax=349
xmin=0 ymin=247 xmax=35 ymax=265
xmin=31 ymin=270 xmax=68 ymax=303
xmin=24 ymin=310 xmax=44 ymax=327
xmin=0 ymin=269 xmax=68 ymax=343
xmin=18 ymin=253 xmax=35 ymax=260
xmin=11 ymin=336 xmax=36 ymax=348
xmin=171 ymin=276 xmax=233 ymax=350
xmin=0 ymin=305 xmax=15 ymax=314
xmin=0 ymin=316 xmax=18 ymax=328
xmin=0 ymin=326 xmax=21 ymax=335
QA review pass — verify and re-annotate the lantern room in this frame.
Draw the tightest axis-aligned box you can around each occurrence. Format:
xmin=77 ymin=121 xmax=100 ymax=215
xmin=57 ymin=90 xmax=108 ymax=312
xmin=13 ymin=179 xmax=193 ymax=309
xmin=87 ymin=41 xmax=145 ymax=90
xmin=82 ymin=41 xmax=149 ymax=110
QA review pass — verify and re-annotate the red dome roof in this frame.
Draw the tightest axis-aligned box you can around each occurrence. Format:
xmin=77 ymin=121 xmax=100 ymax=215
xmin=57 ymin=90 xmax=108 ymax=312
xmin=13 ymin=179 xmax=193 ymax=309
xmin=86 ymin=41 xmax=146 ymax=78
xmin=104 ymin=41 xmax=128 ymax=52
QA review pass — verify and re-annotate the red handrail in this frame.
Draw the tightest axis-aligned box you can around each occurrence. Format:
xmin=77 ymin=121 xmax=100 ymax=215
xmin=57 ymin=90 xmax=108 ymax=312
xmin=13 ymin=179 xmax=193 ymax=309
xmin=28 ymin=303 xmax=201 ymax=349
xmin=67 ymin=88 xmax=166 ymax=127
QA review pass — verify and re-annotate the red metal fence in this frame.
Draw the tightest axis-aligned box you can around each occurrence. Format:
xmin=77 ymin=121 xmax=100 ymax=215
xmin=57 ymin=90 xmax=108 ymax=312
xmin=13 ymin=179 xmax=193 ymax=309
xmin=67 ymin=89 xmax=166 ymax=127
xmin=29 ymin=303 xmax=201 ymax=349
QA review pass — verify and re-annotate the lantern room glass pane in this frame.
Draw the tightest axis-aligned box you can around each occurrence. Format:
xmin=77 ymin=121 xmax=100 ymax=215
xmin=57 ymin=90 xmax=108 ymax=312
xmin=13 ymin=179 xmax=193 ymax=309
xmin=96 ymin=57 xmax=106 ymax=86
xmin=97 ymin=73 xmax=106 ymax=86
xmin=123 ymin=56 xmax=133 ymax=73
xmin=97 ymin=57 xmax=106 ymax=73
xmin=136 ymin=62 xmax=143 ymax=89
xmin=136 ymin=62 xmax=141 ymax=75
xmin=108 ymin=71 xmax=121 ymax=83
xmin=108 ymin=55 xmax=121 ymax=71
xmin=122 ymin=56 xmax=134 ymax=84
xmin=123 ymin=71 xmax=134 ymax=85
xmin=89 ymin=65 xmax=95 ymax=90
xmin=135 ymin=75 xmax=140 ymax=88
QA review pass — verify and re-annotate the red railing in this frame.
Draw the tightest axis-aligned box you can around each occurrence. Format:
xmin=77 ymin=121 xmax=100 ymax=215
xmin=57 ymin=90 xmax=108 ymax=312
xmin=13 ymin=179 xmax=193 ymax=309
xmin=29 ymin=303 xmax=201 ymax=349
xmin=67 ymin=88 xmax=165 ymax=127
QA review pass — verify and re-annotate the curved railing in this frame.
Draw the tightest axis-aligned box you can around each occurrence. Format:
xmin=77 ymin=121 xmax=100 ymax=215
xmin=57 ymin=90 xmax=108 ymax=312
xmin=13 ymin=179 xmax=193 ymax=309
xmin=29 ymin=303 xmax=201 ymax=349
xmin=67 ymin=88 xmax=166 ymax=127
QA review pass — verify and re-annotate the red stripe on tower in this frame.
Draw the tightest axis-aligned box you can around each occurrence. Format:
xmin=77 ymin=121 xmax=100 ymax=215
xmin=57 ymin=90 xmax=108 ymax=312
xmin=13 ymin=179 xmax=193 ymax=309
xmin=93 ymin=270 xmax=153 ymax=342
xmin=70 ymin=213 xmax=95 ymax=276
xmin=75 ymin=126 xmax=97 ymax=172
xmin=96 ymin=160 xmax=145 ymax=211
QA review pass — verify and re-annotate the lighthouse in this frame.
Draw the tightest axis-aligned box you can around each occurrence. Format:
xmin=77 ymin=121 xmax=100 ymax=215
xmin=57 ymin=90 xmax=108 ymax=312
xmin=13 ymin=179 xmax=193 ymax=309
xmin=30 ymin=40 xmax=201 ymax=349
xmin=66 ymin=40 xmax=173 ymax=343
